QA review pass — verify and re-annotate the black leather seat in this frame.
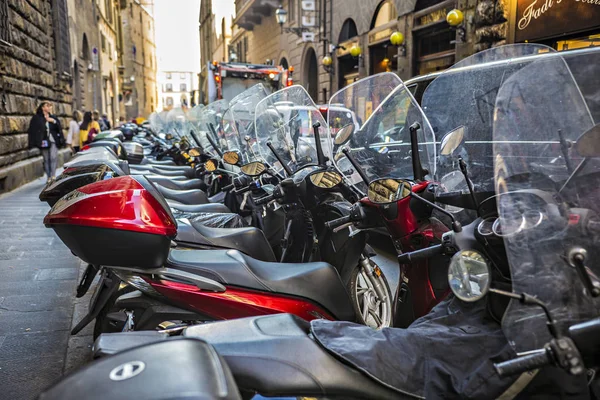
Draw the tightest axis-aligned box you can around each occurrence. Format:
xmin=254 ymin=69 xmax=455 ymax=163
xmin=156 ymin=185 xmax=209 ymax=205
xmin=131 ymin=167 xmax=195 ymax=178
xmin=167 ymin=249 xmax=355 ymax=321
xmin=167 ymin=200 xmax=230 ymax=214
xmin=147 ymin=176 xmax=207 ymax=191
xmin=175 ymin=221 xmax=275 ymax=261
xmin=184 ymin=314 xmax=403 ymax=399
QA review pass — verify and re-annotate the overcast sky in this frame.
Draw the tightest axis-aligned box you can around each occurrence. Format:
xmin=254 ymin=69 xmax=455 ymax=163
xmin=154 ymin=0 xmax=201 ymax=73
xmin=154 ymin=0 xmax=236 ymax=73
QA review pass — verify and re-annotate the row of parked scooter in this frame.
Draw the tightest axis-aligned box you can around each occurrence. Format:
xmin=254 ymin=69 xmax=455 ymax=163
xmin=38 ymin=44 xmax=600 ymax=399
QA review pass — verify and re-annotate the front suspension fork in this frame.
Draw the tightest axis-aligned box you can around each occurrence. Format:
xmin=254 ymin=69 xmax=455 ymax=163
xmin=359 ymin=254 xmax=388 ymax=303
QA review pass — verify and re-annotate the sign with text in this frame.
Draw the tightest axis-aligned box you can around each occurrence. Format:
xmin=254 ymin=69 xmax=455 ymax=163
xmin=515 ymin=0 xmax=600 ymax=42
xmin=301 ymin=0 xmax=316 ymax=42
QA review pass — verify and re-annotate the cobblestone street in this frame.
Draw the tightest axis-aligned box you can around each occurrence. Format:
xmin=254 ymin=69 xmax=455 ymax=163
xmin=0 ymin=177 xmax=91 ymax=400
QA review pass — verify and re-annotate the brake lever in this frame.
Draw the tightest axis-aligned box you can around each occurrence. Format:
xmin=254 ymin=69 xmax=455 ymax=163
xmin=333 ymin=222 xmax=353 ymax=234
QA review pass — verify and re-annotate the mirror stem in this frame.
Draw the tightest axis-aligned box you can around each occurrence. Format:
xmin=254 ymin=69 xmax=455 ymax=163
xmin=266 ymin=142 xmax=293 ymax=176
xmin=206 ymin=123 xmax=223 ymax=158
xmin=410 ymin=122 xmax=427 ymax=182
xmin=312 ymin=122 xmax=328 ymax=166
xmin=458 ymin=158 xmax=479 ymax=216
xmin=342 ymin=147 xmax=370 ymax=187
xmin=410 ymin=191 xmax=462 ymax=232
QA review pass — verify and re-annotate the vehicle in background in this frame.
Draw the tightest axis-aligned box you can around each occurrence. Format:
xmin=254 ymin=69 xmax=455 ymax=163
xmin=208 ymin=62 xmax=294 ymax=103
xmin=318 ymin=104 xmax=360 ymax=137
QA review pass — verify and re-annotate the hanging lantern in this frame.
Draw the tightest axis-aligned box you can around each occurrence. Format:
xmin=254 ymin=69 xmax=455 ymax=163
xmin=390 ymin=31 xmax=404 ymax=46
xmin=322 ymin=55 xmax=333 ymax=66
xmin=349 ymin=45 xmax=362 ymax=58
xmin=446 ymin=9 xmax=464 ymax=27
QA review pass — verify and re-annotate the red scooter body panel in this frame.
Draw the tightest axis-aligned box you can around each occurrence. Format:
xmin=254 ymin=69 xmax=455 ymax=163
xmin=150 ymin=279 xmax=336 ymax=322
xmin=44 ymin=175 xmax=177 ymax=237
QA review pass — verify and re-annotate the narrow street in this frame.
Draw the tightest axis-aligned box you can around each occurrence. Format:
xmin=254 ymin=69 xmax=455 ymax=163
xmin=0 ymin=178 xmax=90 ymax=400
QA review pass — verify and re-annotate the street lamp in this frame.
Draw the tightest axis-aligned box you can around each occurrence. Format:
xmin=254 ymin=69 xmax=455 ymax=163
xmin=446 ymin=9 xmax=466 ymax=43
xmin=275 ymin=5 xmax=309 ymax=37
xmin=390 ymin=31 xmax=406 ymax=57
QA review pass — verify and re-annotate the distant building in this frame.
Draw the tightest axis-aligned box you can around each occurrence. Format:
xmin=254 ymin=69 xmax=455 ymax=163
xmin=119 ymin=0 xmax=158 ymax=120
xmin=97 ymin=0 xmax=120 ymax=124
xmin=159 ymin=71 xmax=196 ymax=110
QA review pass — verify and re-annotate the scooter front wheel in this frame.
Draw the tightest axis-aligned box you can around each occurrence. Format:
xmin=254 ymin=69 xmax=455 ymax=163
xmin=348 ymin=260 xmax=393 ymax=329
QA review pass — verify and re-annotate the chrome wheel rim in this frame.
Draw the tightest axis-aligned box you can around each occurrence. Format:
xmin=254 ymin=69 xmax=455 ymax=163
xmin=355 ymin=269 xmax=392 ymax=328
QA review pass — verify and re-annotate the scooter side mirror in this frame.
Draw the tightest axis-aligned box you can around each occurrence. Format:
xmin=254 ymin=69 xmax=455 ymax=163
xmin=448 ymin=250 xmax=491 ymax=302
xmin=205 ymin=159 xmax=218 ymax=172
xmin=240 ymin=161 xmax=267 ymax=177
xmin=223 ymin=151 xmax=241 ymax=165
xmin=334 ymin=124 xmax=354 ymax=145
xmin=309 ymin=170 xmax=343 ymax=189
xmin=367 ymin=178 xmax=411 ymax=204
xmin=440 ymin=126 xmax=466 ymax=156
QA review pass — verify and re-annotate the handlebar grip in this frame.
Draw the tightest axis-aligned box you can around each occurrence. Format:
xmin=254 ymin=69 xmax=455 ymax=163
xmin=235 ymin=185 xmax=252 ymax=195
xmin=325 ymin=214 xmax=352 ymax=230
xmin=398 ymin=244 xmax=444 ymax=264
xmin=494 ymin=350 xmax=551 ymax=377
xmin=222 ymin=183 xmax=234 ymax=191
xmin=255 ymin=194 xmax=274 ymax=206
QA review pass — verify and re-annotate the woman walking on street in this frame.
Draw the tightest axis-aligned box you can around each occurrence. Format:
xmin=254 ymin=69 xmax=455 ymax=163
xmin=27 ymin=101 xmax=66 ymax=183
xmin=67 ymin=110 xmax=82 ymax=152
xmin=79 ymin=111 xmax=100 ymax=147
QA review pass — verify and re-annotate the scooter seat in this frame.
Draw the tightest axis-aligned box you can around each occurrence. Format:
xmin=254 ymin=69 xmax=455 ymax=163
xmin=142 ymin=158 xmax=175 ymax=166
xmin=167 ymin=200 xmax=230 ymax=214
xmin=155 ymin=185 xmax=209 ymax=205
xmin=167 ymin=250 xmax=355 ymax=321
xmin=131 ymin=166 xmax=196 ymax=178
xmin=183 ymin=314 xmax=401 ymax=399
xmin=147 ymin=176 xmax=207 ymax=191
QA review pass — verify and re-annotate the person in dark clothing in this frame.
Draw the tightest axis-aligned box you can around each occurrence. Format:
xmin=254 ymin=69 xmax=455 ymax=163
xmin=28 ymin=101 xmax=65 ymax=183
xmin=102 ymin=114 xmax=112 ymax=130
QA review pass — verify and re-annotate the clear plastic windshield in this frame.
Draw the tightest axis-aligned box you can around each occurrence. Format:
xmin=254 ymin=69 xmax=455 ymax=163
xmin=166 ymin=107 xmax=196 ymax=145
xmin=422 ymin=44 xmax=550 ymax=199
xmin=493 ymin=46 xmax=600 ymax=352
xmin=148 ymin=112 xmax=167 ymax=135
xmin=328 ymin=72 xmax=435 ymax=194
xmin=228 ymin=84 xmax=270 ymax=164
xmin=254 ymin=85 xmax=326 ymax=175
xmin=197 ymin=100 xmax=230 ymax=158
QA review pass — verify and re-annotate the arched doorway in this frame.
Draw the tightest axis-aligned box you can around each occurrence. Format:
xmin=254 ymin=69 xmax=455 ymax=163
xmin=337 ymin=18 xmax=359 ymax=89
xmin=368 ymin=1 xmax=398 ymax=75
xmin=279 ymin=57 xmax=289 ymax=69
xmin=303 ymin=48 xmax=318 ymax=102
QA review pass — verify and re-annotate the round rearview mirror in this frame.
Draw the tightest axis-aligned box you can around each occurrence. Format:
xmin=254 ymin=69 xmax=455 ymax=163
xmin=166 ymin=133 xmax=174 ymax=140
xmin=188 ymin=148 xmax=201 ymax=157
xmin=240 ymin=161 xmax=266 ymax=176
xmin=309 ymin=170 xmax=343 ymax=189
xmin=205 ymin=159 xmax=218 ymax=172
xmin=223 ymin=151 xmax=240 ymax=165
xmin=334 ymin=124 xmax=354 ymax=145
xmin=448 ymin=250 xmax=491 ymax=302
xmin=367 ymin=179 xmax=411 ymax=204
xmin=440 ymin=126 xmax=465 ymax=156
xmin=575 ymin=123 xmax=600 ymax=158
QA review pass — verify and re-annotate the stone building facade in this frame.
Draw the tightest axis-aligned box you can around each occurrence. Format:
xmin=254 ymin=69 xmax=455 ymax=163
xmin=119 ymin=0 xmax=158 ymax=120
xmin=67 ymin=0 xmax=103 ymax=113
xmin=0 ymin=0 xmax=73 ymax=193
xmin=97 ymin=0 xmax=120 ymax=124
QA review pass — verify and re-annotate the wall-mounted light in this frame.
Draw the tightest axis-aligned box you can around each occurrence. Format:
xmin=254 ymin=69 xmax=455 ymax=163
xmin=389 ymin=31 xmax=406 ymax=57
xmin=322 ymin=55 xmax=333 ymax=67
xmin=446 ymin=9 xmax=467 ymax=43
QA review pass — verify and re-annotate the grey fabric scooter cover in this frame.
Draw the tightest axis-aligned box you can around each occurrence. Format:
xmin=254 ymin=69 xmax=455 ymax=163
xmin=311 ymin=296 xmax=588 ymax=399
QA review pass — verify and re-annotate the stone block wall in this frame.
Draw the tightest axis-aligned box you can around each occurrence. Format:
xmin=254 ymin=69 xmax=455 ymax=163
xmin=0 ymin=0 xmax=72 ymax=193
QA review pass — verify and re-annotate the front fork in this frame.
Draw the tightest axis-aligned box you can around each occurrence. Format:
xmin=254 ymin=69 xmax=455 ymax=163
xmin=359 ymin=253 xmax=388 ymax=303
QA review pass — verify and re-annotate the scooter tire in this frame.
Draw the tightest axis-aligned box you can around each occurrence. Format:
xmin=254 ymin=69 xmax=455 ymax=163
xmin=347 ymin=263 xmax=394 ymax=329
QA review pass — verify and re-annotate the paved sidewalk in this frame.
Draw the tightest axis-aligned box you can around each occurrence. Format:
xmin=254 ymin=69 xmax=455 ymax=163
xmin=0 ymin=177 xmax=90 ymax=399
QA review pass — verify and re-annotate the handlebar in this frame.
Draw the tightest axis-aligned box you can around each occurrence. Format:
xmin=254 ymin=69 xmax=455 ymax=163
xmin=235 ymin=185 xmax=253 ymax=195
xmin=222 ymin=183 xmax=234 ymax=192
xmin=325 ymin=215 xmax=352 ymax=230
xmin=397 ymin=244 xmax=444 ymax=264
xmin=255 ymin=193 xmax=275 ymax=206
xmin=494 ymin=350 xmax=551 ymax=377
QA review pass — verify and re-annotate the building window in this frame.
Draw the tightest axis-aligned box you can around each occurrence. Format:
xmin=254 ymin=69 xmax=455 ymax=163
xmin=166 ymin=72 xmax=172 ymax=79
xmin=105 ymin=0 xmax=113 ymax=24
xmin=108 ymin=42 xmax=113 ymax=60
xmin=288 ymin=0 xmax=295 ymax=23
xmin=166 ymin=97 xmax=173 ymax=106
xmin=52 ymin=0 xmax=72 ymax=75
xmin=101 ymin=34 xmax=106 ymax=52
xmin=0 ymin=0 xmax=11 ymax=44
xmin=166 ymin=83 xmax=173 ymax=92
xmin=180 ymin=83 xmax=186 ymax=92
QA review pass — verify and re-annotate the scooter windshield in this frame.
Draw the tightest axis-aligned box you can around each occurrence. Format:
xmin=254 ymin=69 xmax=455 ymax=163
xmin=254 ymin=85 xmax=324 ymax=175
xmin=493 ymin=46 xmax=600 ymax=353
xmin=421 ymin=44 xmax=549 ymax=201
xmin=328 ymin=72 xmax=435 ymax=195
xmin=166 ymin=107 xmax=196 ymax=146
xmin=197 ymin=100 xmax=230 ymax=158
xmin=227 ymin=84 xmax=270 ymax=164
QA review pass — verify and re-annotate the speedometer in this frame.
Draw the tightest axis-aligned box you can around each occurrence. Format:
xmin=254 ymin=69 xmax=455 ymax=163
xmin=477 ymin=217 xmax=496 ymax=236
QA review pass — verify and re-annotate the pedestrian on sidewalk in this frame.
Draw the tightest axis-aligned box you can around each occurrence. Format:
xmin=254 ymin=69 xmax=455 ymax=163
xmin=67 ymin=110 xmax=82 ymax=153
xmin=94 ymin=110 xmax=108 ymax=131
xmin=27 ymin=101 xmax=66 ymax=183
xmin=102 ymin=113 xmax=112 ymax=130
xmin=79 ymin=111 xmax=100 ymax=147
